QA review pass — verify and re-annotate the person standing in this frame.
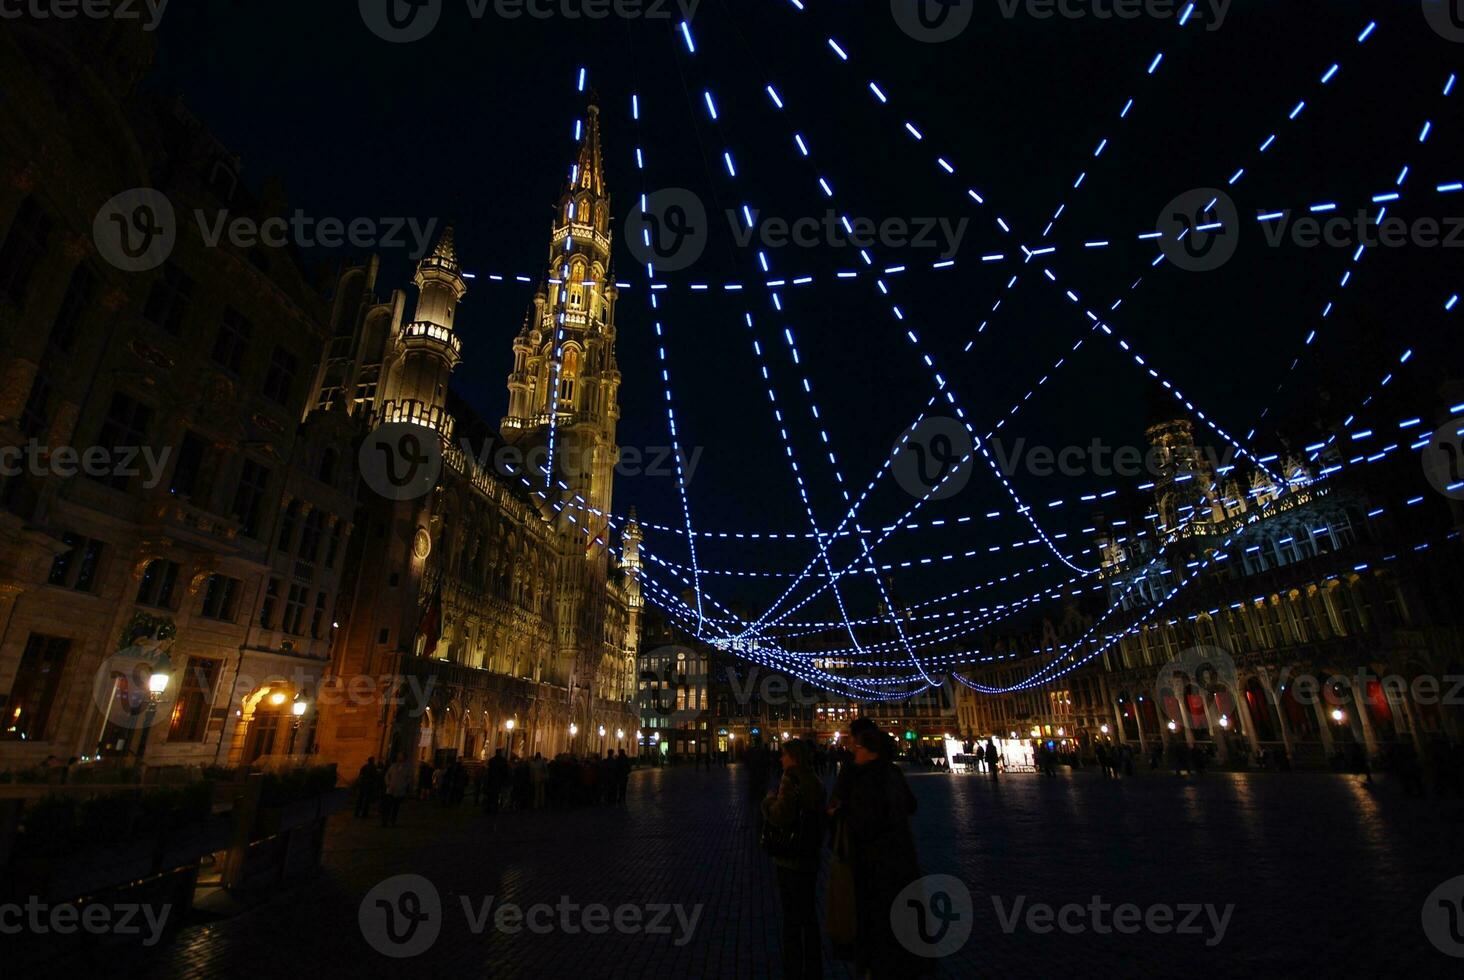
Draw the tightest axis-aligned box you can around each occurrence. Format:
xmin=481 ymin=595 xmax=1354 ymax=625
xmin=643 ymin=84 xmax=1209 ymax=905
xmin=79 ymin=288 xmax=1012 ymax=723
xmin=762 ymin=739 xmax=826 ymax=980
xmin=381 ymin=754 xmax=413 ymax=827
xmin=984 ymin=737 xmax=1000 ymax=781
xmin=485 ymin=749 xmax=508 ymax=813
xmin=354 ymin=756 xmax=380 ymax=818
xmin=530 ymin=752 xmax=547 ymax=809
xmin=615 ymin=749 xmax=631 ymax=804
xmin=830 ymin=728 xmax=924 ymax=978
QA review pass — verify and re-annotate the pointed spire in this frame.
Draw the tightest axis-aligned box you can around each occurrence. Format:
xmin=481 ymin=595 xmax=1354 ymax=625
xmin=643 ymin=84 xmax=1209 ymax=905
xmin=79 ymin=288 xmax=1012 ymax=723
xmin=429 ymin=223 xmax=460 ymax=271
xmin=572 ymin=96 xmax=605 ymax=198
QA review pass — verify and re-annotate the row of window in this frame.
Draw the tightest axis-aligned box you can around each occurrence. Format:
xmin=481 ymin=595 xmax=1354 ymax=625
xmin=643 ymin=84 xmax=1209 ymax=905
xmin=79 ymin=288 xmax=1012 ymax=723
xmin=1 ymin=631 xmax=225 ymax=746
xmin=47 ymin=536 xmax=246 ymax=622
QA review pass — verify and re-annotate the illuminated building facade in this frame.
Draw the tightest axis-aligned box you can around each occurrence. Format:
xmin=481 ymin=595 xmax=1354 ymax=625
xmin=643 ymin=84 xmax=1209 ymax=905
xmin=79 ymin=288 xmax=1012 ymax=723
xmin=313 ymin=104 xmax=642 ymax=773
xmin=955 ymin=415 xmax=1464 ymax=766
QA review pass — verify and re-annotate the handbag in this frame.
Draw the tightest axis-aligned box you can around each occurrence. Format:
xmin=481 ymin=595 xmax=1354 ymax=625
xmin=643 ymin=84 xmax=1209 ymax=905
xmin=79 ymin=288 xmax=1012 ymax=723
xmin=824 ymin=814 xmax=858 ymax=950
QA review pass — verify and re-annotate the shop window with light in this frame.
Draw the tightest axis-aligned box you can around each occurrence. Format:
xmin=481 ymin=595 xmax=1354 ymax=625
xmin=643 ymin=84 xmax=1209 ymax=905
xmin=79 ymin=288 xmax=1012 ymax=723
xmin=2 ymin=634 xmax=70 ymax=740
xmin=168 ymin=657 xmax=220 ymax=742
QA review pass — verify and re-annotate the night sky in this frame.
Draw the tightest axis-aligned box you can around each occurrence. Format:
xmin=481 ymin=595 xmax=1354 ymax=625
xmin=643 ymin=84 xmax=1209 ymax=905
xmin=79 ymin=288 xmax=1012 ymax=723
xmin=146 ymin=2 xmax=1462 ymax=625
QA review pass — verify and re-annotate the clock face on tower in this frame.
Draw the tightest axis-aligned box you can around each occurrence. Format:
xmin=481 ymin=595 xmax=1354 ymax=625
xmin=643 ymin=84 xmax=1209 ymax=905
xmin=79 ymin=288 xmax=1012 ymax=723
xmin=412 ymin=526 xmax=432 ymax=560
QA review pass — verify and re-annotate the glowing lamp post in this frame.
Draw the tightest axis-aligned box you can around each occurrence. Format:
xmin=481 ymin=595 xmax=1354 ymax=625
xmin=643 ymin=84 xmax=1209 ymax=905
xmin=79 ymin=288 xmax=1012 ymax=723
xmin=287 ymin=699 xmax=309 ymax=756
xmin=133 ymin=669 xmax=171 ymax=765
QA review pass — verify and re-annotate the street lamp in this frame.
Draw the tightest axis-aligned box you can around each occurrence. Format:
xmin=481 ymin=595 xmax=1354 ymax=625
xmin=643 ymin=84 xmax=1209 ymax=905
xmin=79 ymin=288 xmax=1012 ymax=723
xmin=1330 ymin=708 xmax=1345 ymax=723
xmin=1218 ymin=714 xmax=1230 ymax=729
xmin=1167 ymin=720 xmax=1178 ymax=732
xmin=287 ymin=699 xmax=308 ymax=756
xmin=1100 ymin=723 xmax=1110 ymax=735
xmin=133 ymin=668 xmax=171 ymax=766
xmin=569 ymin=722 xmax=578 ymax=754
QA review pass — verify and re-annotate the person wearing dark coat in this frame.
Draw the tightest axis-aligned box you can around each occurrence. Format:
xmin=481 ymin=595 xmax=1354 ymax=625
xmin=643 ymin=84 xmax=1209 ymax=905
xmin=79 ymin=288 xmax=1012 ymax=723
xmin=761 ymin=739 xmax=826 ymax=980
xmin=354 ymin=757 xmax=381 ymax=818
xmin=831 ymin=728 xmax=927 ymax=979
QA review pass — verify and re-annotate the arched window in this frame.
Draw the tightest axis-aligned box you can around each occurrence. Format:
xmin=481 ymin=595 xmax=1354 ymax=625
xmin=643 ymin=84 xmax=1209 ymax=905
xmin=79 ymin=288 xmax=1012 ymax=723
xmin=559 ymin=347 xmax=580 ymax=406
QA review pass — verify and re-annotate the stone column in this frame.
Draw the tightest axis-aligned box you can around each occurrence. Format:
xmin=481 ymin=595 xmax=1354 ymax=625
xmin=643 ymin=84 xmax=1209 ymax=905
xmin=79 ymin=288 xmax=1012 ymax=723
xmin=1350 ymin=674 xmax=1380 ymax=758
xmin=1258 ymin=667 xmax=1295 ymax=762
xmin=1232 ymin=676 xmax=1262 ymax=757
xmin=1200 ymin=691 xmax=1229 ymax=763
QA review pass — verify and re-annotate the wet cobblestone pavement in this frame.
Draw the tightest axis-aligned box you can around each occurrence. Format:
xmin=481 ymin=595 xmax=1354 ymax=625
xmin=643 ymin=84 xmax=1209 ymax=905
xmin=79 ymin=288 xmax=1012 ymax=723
xmin=90 ymin=766 xmax=1464 ymax=977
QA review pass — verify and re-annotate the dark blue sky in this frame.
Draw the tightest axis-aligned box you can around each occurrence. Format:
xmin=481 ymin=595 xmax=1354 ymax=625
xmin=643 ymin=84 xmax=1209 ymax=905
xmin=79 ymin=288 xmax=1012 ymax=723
xmin=146 ymin=1 xmax=1462 ymax=623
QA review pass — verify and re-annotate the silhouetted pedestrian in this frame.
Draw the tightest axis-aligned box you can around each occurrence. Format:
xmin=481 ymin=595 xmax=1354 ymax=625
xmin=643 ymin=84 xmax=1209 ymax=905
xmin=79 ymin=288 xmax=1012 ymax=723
xmin=761 ymin=739 xmax=825 ymax=980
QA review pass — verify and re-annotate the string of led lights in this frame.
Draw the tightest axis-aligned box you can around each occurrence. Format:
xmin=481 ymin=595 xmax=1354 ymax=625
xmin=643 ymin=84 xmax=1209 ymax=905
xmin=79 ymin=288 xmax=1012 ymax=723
xmin=809 ymin=6 xmax=1385 ymax=361
xmin=556 ymin=22 xmax=1440 ymax=694
xmin=772 ymin=4 xmax=1383 ymax=479
xmin=618 ymin=69 xmax=710 ymax=634
xmin=1245 ymin=69 xmax=1456 ymax=439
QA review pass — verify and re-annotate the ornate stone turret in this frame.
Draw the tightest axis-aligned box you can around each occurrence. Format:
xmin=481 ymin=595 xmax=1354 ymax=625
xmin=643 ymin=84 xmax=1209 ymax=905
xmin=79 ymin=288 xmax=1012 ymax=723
xmin=379 ymin=225 xmax=467 ymax=438
xmin=501 ymin=100 xmax=622 ymax=545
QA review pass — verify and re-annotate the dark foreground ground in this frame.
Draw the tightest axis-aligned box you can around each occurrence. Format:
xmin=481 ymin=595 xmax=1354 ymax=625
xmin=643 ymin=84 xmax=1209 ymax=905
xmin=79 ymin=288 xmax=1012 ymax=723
xmin=39 ymin=764 xmax=1464 ymax=977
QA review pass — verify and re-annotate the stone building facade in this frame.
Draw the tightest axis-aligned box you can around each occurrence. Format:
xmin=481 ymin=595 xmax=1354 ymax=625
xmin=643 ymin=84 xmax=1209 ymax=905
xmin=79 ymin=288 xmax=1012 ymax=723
xmin=0 ymin=21 xmax=355 ymax=771
xmin=312 ymin=103 xmax=642 ymax=774
xmin=955 ymin=415 xmax=1464 ymax=768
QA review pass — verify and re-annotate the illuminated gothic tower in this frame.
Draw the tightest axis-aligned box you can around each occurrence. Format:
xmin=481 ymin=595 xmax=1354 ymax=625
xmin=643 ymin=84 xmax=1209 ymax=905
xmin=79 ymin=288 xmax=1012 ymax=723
xmin=379 ymin=227 xmax=467 ymax=437
xmin=502 ymin=99 xmax=622 ymax=547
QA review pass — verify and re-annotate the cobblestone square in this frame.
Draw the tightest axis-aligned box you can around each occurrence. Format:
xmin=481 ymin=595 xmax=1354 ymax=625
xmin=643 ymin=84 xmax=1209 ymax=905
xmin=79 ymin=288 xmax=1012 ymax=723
xmin=82 ymin=766 xmax=1462 ymax=978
